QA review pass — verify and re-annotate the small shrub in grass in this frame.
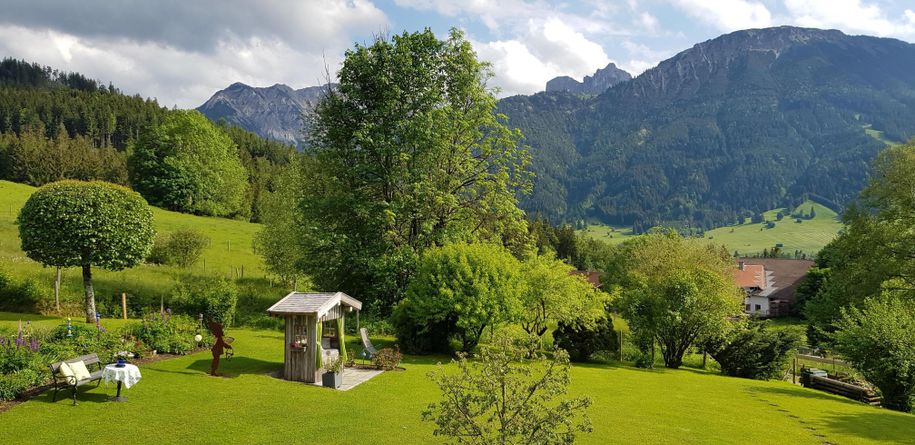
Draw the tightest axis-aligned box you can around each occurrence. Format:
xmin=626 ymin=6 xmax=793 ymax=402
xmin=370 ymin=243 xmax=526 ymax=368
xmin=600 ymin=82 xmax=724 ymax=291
xmin=553 ymin=316 xmax=618 ymax=362
xmin=705 ymin=322 xmax=801 ymax=380
xmin=147 ymin=229 xmax=209 ymax=268
xmin=372 ymin=347 xmax=403 ymax=370
xmin=171 ymin=278 xmax=238 ymax=327
xmin=424 ymin=336 xmax=592 ymax=445
xmin=0 ymin=271 xmax=47 ymax=312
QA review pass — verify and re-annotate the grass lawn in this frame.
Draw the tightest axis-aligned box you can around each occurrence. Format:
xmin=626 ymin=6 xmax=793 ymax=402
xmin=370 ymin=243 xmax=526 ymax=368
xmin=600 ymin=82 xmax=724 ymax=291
xmin=0 ymin=180 xmax=279 ymax=317
xmin=0 ymin=316 xmax=912 ymax=444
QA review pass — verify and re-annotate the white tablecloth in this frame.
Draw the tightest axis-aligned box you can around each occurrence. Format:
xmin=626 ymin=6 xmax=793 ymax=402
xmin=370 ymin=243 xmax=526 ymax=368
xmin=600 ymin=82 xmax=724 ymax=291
xmin=103 ymin=364 xmax=142 ymax=389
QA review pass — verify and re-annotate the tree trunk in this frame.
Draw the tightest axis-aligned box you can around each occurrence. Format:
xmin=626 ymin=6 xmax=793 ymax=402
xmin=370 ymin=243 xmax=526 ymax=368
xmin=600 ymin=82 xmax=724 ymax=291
xmin=54 ymin=266 xmax=61 ymax=313
xmin=82 ymin=264 xmax=97 ymax=323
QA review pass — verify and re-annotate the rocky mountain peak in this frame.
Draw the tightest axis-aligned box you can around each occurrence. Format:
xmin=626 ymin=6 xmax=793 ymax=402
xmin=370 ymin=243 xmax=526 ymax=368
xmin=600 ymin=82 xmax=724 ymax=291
xmin=545 ymin=62 xmax=631 ymax=95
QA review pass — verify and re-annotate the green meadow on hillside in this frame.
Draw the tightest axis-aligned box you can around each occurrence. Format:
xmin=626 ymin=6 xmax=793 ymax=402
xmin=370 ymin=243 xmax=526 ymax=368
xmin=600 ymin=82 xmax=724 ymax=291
xmin=580 ymin=200 xmax=842 ymax=257
xmin=705 ymin=201 xmax=842 ymax=257
xmin=0 ymin=314 xmax=911 ymax=445
xmin=0 ymin=181 xmax=279 ymax=317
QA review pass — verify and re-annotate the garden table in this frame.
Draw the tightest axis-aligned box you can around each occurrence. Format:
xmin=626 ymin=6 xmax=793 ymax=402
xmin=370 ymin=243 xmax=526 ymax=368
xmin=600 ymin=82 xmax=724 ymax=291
xmin=102 ymin=363 xmax=141 ymax=402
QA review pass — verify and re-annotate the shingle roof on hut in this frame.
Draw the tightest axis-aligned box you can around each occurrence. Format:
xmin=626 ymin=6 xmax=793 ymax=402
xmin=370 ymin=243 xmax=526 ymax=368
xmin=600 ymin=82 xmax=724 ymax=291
xmin=267 ymin=292 xmax=362 ymax=317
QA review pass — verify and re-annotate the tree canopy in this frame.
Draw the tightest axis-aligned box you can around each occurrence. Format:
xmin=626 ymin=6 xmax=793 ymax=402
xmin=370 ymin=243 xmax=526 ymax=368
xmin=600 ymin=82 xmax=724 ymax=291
xmin=805 ymin=141 xmax=915 ymax=332
xmin=833 ymin=288 xmax=915 ymax=413
xmin=265 ymin=28 xmax=531 ymax=311
xmin=610 ymin=231 xmax=742 ymax=368
xmin=17 ymin=180 xmax=155 ymax=321
xmin=393 ymin=243 xmax=524 ymax=353
xmin=519 ymin=253 xmax=606 ymax=338
xmin=129 ymin=110 xmax=248 ymax=217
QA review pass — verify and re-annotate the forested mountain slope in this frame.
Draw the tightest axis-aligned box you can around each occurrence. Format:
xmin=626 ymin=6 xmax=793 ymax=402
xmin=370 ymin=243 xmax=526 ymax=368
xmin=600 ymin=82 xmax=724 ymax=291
xmin=500 ymin=26 xmax=915 ymax=231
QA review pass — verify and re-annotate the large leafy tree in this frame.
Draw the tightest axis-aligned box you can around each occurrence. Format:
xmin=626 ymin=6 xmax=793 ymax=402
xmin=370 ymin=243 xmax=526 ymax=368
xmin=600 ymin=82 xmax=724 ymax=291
xmin=805 ymin=141 xmax=915 ymax=333
xmin=282 ymin=29 xmax=531 ymax=311
xmin=610 ymin=232 xmax=742 ymax=368
xmin=17 ymin=180 xmax=155 ymax=322
xmin=129 ymin=110 xmax=247 ymax=217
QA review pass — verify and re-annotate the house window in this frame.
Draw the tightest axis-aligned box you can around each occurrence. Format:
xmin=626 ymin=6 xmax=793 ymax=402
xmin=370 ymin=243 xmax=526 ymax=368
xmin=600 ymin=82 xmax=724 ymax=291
xmin=755 ymin=304 xmax=761 ymax=311
xmin=745 ymin=304 xmax=750 ymax=311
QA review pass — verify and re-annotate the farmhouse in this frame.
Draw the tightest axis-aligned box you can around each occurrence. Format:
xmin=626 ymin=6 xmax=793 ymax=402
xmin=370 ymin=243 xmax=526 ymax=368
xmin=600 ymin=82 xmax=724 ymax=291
xmin=734 ymin=258 xmax=814 ymax=317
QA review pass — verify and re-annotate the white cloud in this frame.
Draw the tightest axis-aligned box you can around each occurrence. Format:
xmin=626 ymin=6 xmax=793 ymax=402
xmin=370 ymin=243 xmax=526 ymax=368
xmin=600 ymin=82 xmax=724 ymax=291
xmin=783 ymin=0 xmax=915 ymax=38
xmin=619 ymin=40 xmax=672 ymax=76
xmin=471 ymin=17 xmax=612 ymax=96
xmin=0 ymin=25 xmax=349 ymax=108
xmin=0 ymin=0 xmax=388 ymax=107
xmin=637 ymin=12 xmax=660 ymax=33
xmin=671 ymin=0 xmax=772 ymax=31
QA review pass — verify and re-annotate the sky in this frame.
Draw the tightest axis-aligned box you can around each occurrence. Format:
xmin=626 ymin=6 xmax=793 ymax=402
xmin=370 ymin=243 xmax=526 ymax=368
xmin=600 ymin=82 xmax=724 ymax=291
xmin=0 ymin=0 xmax=913 ymax=108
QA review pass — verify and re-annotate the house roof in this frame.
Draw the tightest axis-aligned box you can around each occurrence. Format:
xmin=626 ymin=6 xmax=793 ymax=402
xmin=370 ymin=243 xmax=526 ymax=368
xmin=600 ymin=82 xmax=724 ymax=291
xmin=571 ymin=270 xmax=602 ymax=288
xmin=737 ymin=258 xmax=814 ymax=304
xmin=734 ymin=264 xmax=767 ymax=289
xmin=266 ymin=291 xmax=362 ymax=317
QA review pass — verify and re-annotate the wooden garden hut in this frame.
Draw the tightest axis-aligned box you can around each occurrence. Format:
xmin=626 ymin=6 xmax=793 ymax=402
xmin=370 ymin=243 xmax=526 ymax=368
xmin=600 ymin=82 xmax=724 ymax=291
xmin=267 ymin=291 xmax=362 ymax=383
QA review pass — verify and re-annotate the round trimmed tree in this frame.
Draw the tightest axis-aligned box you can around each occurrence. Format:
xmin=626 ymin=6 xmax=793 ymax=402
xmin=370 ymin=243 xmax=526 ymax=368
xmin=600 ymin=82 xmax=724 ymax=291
xmin=17 ymin=180 xmax=155 ymax=322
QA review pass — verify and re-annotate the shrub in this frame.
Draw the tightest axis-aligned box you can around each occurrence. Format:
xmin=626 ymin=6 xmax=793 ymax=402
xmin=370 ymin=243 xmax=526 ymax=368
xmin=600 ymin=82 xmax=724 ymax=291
xmin=832 ymin=291 xmax=915 ymax=412
xmin=393 ymin=243 xmax=524 ymax=354
xmin=146 ymin=229 xmax=209 ymax=267
xmin=45 ymin=322 xmax=123 ymax=363
xmin=124 ymin=313 xmax=207 ymax=355
xmin=392 ymin=300 xmax=456 ymax=355
xmin=372 ymin=347 xmax=403 ymax=371
xmin=171 ymin=278 xmax=238 ymax=327
xmin=553 ymin=316 xmax=618 ymax=362
xmin=0 ymin=271 xmax=46 ymax=312
xmin=706 ymin=322 xmax=802 ymax=380
xmin=0 ymin=369 xmax=42 ymax=401
xmin=423 ymin=336 xmax=592 ymax=444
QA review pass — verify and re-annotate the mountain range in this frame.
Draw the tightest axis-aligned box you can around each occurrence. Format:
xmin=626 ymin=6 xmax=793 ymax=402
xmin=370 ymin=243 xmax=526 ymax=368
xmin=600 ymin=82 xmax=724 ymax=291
xmin=198 ymin=26 xmax=915 ymax=231
xmin=197 ymin=82 xmax=329 ymax=146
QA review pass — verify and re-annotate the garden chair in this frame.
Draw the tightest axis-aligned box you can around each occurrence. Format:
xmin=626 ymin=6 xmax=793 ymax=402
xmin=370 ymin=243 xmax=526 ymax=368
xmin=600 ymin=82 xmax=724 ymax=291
xmin=360 ymin=327 xmax=378 ymax=359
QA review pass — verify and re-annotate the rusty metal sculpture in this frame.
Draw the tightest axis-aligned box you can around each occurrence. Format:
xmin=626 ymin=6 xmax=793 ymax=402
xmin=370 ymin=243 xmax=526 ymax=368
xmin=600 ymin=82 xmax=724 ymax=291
xmin=207 ymin=321 xmax=232 ymax=376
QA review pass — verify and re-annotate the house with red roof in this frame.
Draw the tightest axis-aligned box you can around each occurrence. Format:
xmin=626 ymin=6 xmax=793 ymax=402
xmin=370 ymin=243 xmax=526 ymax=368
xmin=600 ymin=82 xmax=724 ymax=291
xmin=733 ymin=258 xmax=814 ymax=317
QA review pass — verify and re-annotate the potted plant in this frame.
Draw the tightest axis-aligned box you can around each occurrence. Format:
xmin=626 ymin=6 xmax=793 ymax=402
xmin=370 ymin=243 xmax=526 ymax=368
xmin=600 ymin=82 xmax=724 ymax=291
xmin=322 ymin=356 xmax=344 ymax=389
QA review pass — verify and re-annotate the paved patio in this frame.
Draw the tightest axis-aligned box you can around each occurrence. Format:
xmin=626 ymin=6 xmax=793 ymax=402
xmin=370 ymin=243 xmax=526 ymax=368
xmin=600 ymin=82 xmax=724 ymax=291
xmin=310 ymin=367 xmax=383 ymax=391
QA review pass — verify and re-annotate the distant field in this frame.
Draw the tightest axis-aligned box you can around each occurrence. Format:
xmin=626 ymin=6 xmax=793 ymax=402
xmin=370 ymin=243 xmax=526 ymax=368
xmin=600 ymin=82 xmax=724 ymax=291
xmin=0 ymin=180 xmax=276 ymax=317
xmin=705 ymin=201 xmax=841 ymax=257
xmin=580 ymin=200 xmax=842 ymax=257
xmin=578 ymin=223 xmax=637 ymax=245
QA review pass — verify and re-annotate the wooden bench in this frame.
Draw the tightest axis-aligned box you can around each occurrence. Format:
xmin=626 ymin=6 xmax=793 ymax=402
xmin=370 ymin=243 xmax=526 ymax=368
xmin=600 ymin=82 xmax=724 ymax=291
xmin=50 ymin=353 xmax=104 ymax=405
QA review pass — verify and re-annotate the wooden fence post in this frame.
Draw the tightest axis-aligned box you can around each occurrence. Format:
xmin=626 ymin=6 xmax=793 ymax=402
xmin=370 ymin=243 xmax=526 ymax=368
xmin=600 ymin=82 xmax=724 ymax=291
xmin=121 ymin=292 xmax=127 ymax=320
